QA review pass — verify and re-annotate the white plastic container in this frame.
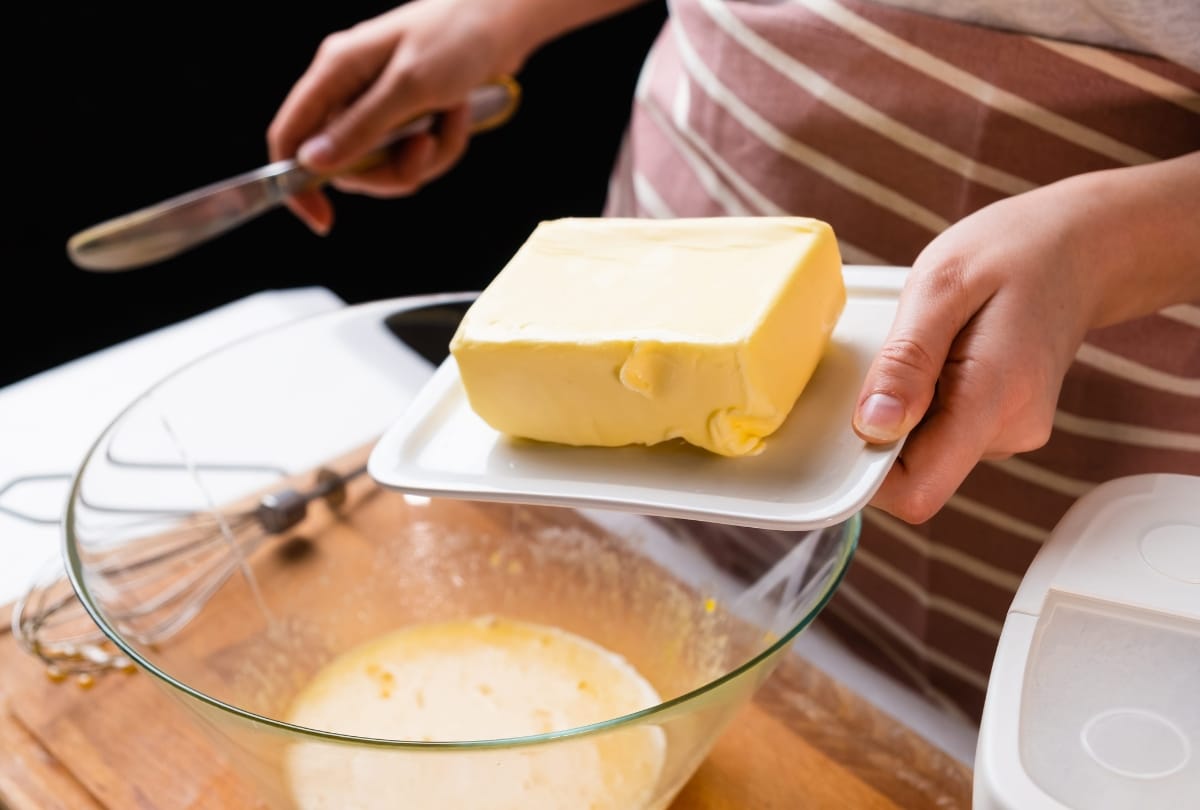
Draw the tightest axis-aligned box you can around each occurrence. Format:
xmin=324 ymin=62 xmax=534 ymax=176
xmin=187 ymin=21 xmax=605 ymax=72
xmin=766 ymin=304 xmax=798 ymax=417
xmin=974 ymin=473 xmax=1200 ymax=809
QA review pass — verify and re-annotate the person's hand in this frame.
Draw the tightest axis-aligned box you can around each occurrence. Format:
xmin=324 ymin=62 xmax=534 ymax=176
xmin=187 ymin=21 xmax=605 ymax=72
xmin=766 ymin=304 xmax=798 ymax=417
xmin=852 ymin=153 xmax=1200 ymax=523
xmin=267 ymin=0 xmax=527 ymax=235
xmin=268 ymin=0 xmax=652 ymax=235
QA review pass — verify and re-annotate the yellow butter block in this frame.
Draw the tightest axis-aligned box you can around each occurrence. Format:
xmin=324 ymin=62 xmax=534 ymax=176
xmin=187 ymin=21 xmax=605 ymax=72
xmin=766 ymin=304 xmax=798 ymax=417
xmin=449 ymin=217 xmax=846 ymax=457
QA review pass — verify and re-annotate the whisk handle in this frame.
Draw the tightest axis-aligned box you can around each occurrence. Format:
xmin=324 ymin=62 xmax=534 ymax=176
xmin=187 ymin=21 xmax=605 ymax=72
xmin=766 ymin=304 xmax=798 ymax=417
xmin=256 ymin=489 xmax=308 ymax=534
xmin=255 ymin=464 xmax=367 ymax=534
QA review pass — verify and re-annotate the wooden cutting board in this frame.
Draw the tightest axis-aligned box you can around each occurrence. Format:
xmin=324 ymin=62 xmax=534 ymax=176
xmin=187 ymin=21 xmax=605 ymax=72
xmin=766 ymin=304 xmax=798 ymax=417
xmin=0 ymin=479 xmax=973 ymax=810
xmin=0 ymin=607 xmax=971 ymax=809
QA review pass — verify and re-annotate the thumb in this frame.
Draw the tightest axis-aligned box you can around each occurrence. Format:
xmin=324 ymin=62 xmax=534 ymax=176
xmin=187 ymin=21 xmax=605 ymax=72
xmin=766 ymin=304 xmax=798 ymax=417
xmin=853 ymin=267 xmax=978 ymax=444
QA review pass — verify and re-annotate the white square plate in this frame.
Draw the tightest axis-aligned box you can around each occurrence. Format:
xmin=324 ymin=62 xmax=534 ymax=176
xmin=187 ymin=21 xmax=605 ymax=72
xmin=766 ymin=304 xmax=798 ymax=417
xmin=368 ymin=266 xmax=907 ymax=530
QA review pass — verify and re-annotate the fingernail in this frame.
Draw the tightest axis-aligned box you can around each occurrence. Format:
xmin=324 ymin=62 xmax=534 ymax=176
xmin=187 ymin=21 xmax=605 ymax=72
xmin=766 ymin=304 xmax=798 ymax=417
xmin=856 ymin=393 xmax=905 ymax=441
xmin=298 ymin=134 xmax=334 ymax=167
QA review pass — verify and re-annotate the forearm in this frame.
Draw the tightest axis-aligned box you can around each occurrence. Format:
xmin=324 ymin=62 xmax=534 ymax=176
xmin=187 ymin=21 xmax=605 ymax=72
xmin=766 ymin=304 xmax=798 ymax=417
xmin=1067 ymin=151 xmax=1200 ymax=326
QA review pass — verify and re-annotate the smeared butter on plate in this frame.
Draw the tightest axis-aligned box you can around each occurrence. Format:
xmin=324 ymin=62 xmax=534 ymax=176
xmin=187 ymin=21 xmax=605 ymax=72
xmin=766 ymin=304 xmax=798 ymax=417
xmin=449 ymin=216 xmax=845 ymax=456
xmin=284 ymin=616 xmax=667 ymax=809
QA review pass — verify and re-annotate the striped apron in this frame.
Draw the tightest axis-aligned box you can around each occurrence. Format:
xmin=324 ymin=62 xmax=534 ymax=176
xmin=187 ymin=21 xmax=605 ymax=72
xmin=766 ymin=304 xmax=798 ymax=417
xmin=605 ymin=0 xmax=1200 ymax=722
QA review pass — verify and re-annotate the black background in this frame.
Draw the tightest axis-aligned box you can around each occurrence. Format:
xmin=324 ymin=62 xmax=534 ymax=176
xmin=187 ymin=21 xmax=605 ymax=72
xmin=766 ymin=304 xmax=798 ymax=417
xmin=3 ymin=2 xmax=668 ymax=389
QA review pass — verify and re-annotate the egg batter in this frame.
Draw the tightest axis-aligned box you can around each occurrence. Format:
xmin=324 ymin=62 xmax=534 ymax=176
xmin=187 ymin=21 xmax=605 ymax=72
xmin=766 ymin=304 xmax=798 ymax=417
xmin=284 ymin=615 xmax=667 ymax=809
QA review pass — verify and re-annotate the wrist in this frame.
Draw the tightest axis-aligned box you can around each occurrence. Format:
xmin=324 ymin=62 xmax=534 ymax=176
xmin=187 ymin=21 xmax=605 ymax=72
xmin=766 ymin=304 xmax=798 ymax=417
xmin=1060 ymin=153 xmax=1200 ymax=328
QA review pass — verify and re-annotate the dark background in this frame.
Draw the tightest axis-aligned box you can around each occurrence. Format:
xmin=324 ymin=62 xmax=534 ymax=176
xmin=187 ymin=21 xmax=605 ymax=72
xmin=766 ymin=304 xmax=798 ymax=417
xmin=3 ymin=2 xmax=668 ymax=389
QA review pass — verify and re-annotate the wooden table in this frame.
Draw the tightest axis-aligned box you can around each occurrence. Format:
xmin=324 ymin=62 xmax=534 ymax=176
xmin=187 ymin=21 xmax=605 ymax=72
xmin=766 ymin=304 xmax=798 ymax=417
xmin=0 ymin=480 xmax=972 ymax=810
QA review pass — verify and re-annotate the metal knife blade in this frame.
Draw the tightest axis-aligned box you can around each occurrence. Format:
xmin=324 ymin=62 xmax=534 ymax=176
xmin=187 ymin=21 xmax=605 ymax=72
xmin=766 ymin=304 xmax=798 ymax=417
xmin=67 ymin=77 xmax=520 ymax=272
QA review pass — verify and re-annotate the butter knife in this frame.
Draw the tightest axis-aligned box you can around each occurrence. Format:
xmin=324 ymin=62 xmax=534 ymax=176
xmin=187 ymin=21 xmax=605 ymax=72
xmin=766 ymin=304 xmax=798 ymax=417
xmin=67 ymin=77 xmax=521 ymax=272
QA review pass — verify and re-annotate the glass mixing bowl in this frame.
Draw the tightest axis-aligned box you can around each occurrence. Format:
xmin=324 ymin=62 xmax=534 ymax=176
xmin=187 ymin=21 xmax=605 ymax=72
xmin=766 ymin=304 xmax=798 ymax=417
xmin=63 ymin=294 xmax=860 ymax=809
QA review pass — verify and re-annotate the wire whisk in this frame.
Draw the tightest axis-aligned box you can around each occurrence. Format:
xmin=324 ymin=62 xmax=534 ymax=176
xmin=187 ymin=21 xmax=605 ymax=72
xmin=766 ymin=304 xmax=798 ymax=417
xmin=11 ymin=464 xmax=367 ymax=686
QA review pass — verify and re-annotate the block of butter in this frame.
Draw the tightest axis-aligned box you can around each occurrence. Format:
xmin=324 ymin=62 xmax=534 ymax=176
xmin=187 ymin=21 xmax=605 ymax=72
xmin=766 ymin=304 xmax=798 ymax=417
xmin=448 ymin=217 xmax=846 ymax=457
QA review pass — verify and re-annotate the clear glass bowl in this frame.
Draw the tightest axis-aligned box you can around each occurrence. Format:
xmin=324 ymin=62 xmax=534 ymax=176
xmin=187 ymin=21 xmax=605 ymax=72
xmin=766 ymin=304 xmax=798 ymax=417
xmin=63 ymin=294 xmax=860 ymax=809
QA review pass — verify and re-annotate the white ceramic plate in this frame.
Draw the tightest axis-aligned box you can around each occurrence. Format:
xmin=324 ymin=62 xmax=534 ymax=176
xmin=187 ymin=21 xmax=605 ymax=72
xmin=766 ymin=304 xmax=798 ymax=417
xmin=368 ymin=266 xmax=907 ymax=530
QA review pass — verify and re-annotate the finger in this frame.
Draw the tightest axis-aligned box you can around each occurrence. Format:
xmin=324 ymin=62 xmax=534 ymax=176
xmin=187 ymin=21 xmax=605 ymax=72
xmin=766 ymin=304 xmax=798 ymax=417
xmin=981 ymin=450 xmax=1014 ymax=461
xmin=421 ymin=104 xmax=471 ymax=183
xmin=267 ymin=34 xmax=392 ymax=163
xmin=282 ymin=189 xmax=334 ymax=236
xmin=297 ymin=63 xmax=435 ymax=176
xmin=330 ymin=103 xmax=466 ymax=195
xmin=868 ymin=378 xmax=1000 ymax=523
xmin=329 ymin=132 xmax=436 ymax=196
xmin=853 ymin=261 xmax=990 ymax=444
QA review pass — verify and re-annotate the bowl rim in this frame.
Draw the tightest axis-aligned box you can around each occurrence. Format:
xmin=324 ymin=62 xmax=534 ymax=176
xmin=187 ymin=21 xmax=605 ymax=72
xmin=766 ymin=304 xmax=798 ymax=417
xmin=62 ymin=294 xmax=861 ymax=751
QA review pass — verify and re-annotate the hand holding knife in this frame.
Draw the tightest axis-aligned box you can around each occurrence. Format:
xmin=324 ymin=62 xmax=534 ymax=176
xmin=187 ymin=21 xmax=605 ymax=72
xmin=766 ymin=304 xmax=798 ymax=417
xmin=66 ymin=76 xmax=521 ymax=273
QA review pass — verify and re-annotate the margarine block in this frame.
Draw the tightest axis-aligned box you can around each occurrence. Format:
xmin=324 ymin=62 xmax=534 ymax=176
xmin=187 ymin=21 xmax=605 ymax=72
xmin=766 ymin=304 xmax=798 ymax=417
xmin=449 ymin=217 xmax=846 ymax=457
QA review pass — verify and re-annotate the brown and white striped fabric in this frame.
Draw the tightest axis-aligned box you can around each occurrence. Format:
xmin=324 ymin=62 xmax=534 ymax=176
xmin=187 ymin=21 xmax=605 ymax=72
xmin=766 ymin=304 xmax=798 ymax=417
xmin=604 ymin=0 xmax=1200 ymax=723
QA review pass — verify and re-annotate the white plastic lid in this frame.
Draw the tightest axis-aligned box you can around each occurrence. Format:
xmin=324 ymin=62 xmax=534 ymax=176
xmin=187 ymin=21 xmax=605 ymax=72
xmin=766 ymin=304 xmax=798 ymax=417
xmin=975 ymin=473 xmax=1200 ymax=810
